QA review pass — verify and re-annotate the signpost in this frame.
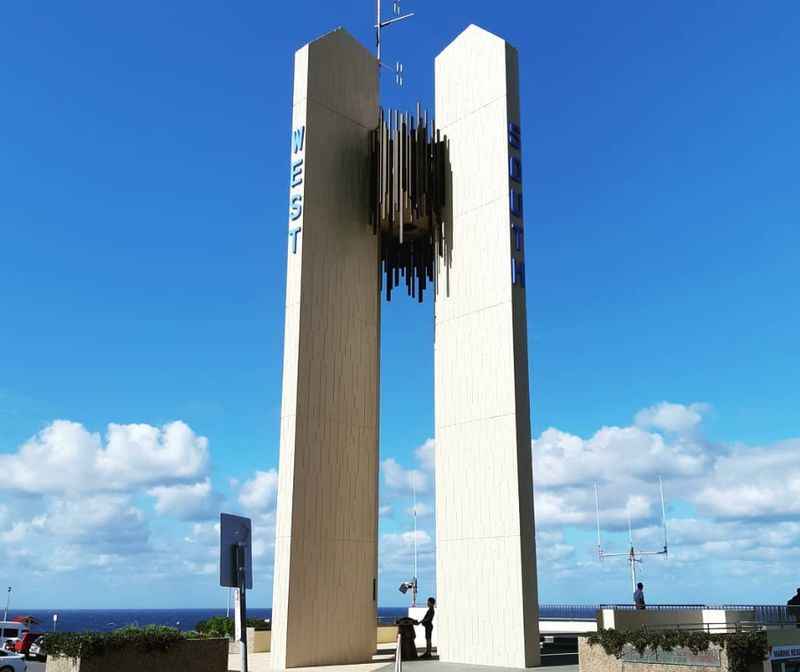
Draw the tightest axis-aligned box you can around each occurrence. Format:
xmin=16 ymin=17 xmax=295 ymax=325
xmin=220 ymin=513 xmax=253 ymax=672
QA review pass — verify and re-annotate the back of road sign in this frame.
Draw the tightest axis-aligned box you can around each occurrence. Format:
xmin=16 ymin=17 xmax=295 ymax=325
xmin=220 ymin=513 xmax=253 ymax=589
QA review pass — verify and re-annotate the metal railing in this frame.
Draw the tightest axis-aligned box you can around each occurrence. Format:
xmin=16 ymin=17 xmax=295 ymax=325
xmin=378 ymin=604 xmax=794 ymax=625
xmin=597 ymin=604 xmax=792 ymax=624
xmin=394 ymin=634 xmax=402 ymax=672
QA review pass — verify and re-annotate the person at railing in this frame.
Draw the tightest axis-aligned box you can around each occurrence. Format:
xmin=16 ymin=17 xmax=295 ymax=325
xmin=419 ymin=597 xmax=436 ymax=659
xmin=634 ymin=582 xmax=646 ymax=610
xmin=787 ymin=587 xmax=800 ymax=626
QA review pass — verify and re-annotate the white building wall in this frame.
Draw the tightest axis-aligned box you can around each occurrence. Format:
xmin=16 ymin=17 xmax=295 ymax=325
xmin=271 ymin=28 xmax=379 ymax=670
xmin=434 ymin=25 xmax=540 ymax=668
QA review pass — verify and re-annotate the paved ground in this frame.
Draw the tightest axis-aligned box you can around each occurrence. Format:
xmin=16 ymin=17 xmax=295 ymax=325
xmin=20 ymin=640 xmax=577 ymax=672
xmin=226 ymin=642 xmax=578 ymax=672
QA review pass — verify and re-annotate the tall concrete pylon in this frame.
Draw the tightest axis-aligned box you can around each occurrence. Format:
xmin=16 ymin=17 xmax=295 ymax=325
xmin=271 ymin=28 xmax=380 ymax=669
xmin=433 ymin=25 xmax=541 ymax=668
xmin=273 ymin=22 xmax=539 ymax=671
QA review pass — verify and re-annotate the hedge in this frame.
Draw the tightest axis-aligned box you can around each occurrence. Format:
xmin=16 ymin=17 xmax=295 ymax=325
xmin=194 ymin=616 xmax=271 ymax=638
xmin=586 ymin=628 xmax=768 ymax=672
xmin=43 ymin=626 xmax=206 ymax=659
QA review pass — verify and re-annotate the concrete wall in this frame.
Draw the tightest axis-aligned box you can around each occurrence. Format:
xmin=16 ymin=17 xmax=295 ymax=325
xmin=377 ymin=626 xmax=399 ymax=645
xmin=598 ymin=609 xmax=756 ymax=632
xmin=578 ymin=637 xmax=728 ymax=672
xmin=433 ymin=24 xmax=540 ymax=669
xmin=47 ymin=639 xmax=228 ymax=672
xmin=271 ymin=28 xmax=380 ymax=670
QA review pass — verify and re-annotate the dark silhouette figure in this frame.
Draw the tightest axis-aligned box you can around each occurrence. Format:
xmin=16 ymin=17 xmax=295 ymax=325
xmin=787 ymin=588 xmax=800 ymax=626
xmin=396 ymin=617 xmax=418 ymax=660
xmin=420 ymin=597 xmax=436 ymax=658
xmin=634 ymin=582 xmax=646 ymax=610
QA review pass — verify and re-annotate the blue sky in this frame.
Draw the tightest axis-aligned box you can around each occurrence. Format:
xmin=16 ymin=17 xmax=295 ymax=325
xmin=1 ymin=0 xmax=799 ymax=610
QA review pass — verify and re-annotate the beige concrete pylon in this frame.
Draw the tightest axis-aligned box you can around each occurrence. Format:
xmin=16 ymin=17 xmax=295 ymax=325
xmin=433 ymin=24 xmax=541 ymax=668
xmin=271 ymin=28 xmax=380 ymax=670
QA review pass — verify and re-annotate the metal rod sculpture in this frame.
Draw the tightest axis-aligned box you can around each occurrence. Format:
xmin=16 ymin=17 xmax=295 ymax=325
xmin=371 ymin=105 xmax=449 ymax=302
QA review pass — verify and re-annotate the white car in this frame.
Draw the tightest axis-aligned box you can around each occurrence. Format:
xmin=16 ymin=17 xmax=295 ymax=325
xmin=0 ymin=650 xmax=26 ymax=672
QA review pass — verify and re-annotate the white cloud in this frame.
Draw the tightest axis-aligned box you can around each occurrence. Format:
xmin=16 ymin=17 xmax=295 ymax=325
xmin=382 ymin=458 xmax=428 ymax=493
xmin=692 ymin=439 xmax=800 ymax=520
xmin=415 ymin=439 xmax=435 ymax=471
xmin=149 ymin=478 xmax=219 ymax=521
xmin=530 ymin=403 xmax=800 ymax=597
xmin=380 ymin=529 xmax=433 ymax=573
xmin=408 ymin=502 xmax=433 ymax=518
xmin=635 ymin=402 xmax=709 ymax=434
xmin=238 ymin=469 xmax=279 ymax=512
xmin=0 ymin=420 xmax=209 ymax=495
xmin=533 ymin=424 xmax=708 ymax=491
xmin=0 ymin=494 xmax=151 ymax=571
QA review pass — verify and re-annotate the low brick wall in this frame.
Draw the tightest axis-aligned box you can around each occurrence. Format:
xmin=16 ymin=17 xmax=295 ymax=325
xmin=248 ymin=628 xmax=270 ymax=653
xmin=46 ymin=638 xmax=228 ymax=672
xmin=579 ymin=636 xmax=729 ymax=672
xmin=378 ymin=626 xmax=399 ymax=644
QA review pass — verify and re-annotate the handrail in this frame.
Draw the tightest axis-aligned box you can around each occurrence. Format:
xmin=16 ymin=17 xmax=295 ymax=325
xmin=395 ymin=634 xmax=402 ymax=672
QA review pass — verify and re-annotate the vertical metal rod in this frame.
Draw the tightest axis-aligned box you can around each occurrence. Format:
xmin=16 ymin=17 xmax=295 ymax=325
xmin=659 ymin=476 xmax=669 ymax=553
xmin=376 ymin=0 xmax=381 ymax=64
xmin=395 ymin=633 xmax=403 ymax=672
xmin=3 ymin=587 xmax=10 ymax=622
xmin=628 ymin=509 xmax=636 ymax=595
xmin=412 ymin=475 xmax=418 ymax=607
xmin=594 ymin=483 xmax=602 ymax=559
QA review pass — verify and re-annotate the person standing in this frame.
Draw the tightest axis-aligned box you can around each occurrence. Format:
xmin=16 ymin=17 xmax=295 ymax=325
xmin=420 ymin=597 xmax=436 ymax=658
xmin=787 ymin=587 xmax=800 ymax=626
xmin=633 ymin=582 xmax=646 ymax=610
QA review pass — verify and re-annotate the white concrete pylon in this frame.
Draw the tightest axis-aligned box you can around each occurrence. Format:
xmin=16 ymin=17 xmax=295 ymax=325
xmin=271 ymin=27 xmax=380 ymax=670
xmin=434 ymin=24 xmax=541 ymax=668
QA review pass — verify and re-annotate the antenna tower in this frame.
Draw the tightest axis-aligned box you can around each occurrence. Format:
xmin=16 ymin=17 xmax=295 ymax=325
xmin=595 ymin=477 xmax=669 ymax=595
xmin=375 ymin=0 xmax=414 ymax=87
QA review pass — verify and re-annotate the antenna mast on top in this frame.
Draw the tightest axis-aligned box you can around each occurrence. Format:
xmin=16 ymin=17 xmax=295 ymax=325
xmin=375 ymin=0 xmax=414 ymax=87
xmin=595 ymin=477 xmax=670 ymax=595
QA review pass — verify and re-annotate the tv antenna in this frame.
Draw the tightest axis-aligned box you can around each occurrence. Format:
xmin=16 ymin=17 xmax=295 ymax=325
xmin=595 ymin=477 xmax=669 ymax=594
xmin=375 ymin=0 xmax=414 ymax=87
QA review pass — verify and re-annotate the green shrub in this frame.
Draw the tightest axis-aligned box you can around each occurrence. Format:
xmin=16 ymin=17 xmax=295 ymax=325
xmin=195 ymin=616 xmax=234 ymax=638
xmin=247 ymin=618 xmax=271 ymax=632
xmin=195 ymin=616 xmax=271 ymax=636
xmin=43 ymin=626 xmax=198 ymax=659
xmin=585 ymin=628 xmax=768 ymax=672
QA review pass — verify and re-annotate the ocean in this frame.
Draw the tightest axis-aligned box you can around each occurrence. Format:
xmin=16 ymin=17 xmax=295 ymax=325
xmin=5 ymin=605 xmax=597 ymax=633
xmin=5 ymin=607 xmax=408 ymax=633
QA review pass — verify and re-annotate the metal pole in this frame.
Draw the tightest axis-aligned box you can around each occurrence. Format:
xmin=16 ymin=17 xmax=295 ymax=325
xmin=376 ymin=0 xmax=381 ymax=64
xmin=594 ymin=484 xmax=602 ymax=558
xmin=659 ymin=476 xmax=669 ymax=553
xmin=412 ymin=476 xmax=418 ymax=608
xmin=4 ymin=587 xmax=10 ymax=621
xmin=395 ymin=633 xmax=402 ymax=672
xmin=236 ymin=544 xmax=248 ymax=672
